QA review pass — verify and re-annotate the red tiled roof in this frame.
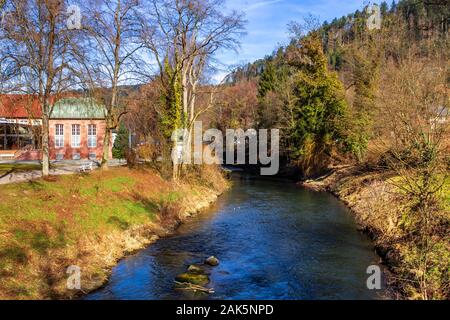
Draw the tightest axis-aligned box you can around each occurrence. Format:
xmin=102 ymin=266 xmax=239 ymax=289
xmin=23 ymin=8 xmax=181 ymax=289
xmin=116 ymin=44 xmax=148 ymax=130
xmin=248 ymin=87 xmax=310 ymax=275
xmin=0 ymin=95 xmax=42 ymax=119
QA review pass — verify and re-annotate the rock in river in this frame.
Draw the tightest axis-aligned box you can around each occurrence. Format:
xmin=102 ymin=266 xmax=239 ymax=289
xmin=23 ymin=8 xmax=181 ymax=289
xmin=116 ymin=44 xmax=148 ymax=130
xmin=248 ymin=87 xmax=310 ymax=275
xmin=187 ymin=264 xmax=207 ymax=274
xmin=204 ymin=256 xmax=219 ymax=266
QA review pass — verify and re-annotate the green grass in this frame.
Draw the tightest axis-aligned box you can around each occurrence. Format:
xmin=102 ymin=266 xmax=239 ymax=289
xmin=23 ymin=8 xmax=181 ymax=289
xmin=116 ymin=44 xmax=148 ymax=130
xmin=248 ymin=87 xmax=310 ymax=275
xmin=0 ymin=169 xmax=160 ymax=265
xmin=75 ymin=199 xmax=156 ymax=233
xmin=103 ymin=176 xmax=136 ymax=192
xmin=442 ymin=176 xmax=450 ymax=210
xmin=160 ymin=191 xmax=181 ymax=203
xmin=0 ymin=164 xmax=227 ymax=299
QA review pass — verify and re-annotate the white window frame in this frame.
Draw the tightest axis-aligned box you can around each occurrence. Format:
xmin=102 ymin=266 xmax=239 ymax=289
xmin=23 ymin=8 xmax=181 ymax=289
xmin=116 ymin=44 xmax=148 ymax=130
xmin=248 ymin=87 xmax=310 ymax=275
xmin=55 ymin=124 xmax=64 ymax=148
xmin=87 ymin=124 xmax=97 ymax=148
xmin=71 ymin=124 xmax=81 ymax=148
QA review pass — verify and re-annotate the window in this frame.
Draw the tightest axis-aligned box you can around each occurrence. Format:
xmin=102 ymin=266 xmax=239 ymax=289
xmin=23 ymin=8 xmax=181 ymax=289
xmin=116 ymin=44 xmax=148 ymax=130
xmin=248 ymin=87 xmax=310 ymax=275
xmin=71 ymin=124 xmax=81 ymax=148
xmin=88 ymin=124 xmax=97 ymax=148
xmin=55 ymin=124 xmax=64 ymax=148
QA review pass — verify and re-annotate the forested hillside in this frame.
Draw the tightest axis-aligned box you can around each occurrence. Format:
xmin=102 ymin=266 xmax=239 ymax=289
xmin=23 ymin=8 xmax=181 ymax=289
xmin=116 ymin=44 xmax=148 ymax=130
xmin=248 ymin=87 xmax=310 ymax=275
xmin=219 ymin=0 xmax=449 ymax=174
xmin=214 ymin=0 xmax=449 ymax=300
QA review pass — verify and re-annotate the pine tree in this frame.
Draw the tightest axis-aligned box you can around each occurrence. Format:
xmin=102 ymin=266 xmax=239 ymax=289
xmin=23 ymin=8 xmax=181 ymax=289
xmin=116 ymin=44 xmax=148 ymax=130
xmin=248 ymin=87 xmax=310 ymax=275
xmin=256 ymin=61 xmax=278 ymax=129
xmin=112 ymin=122 xmax=129 ymax=159
xmin=289 ymin=35 xmax=348 ymax=176
xmin=257 ymin=61 xmax=276 ymax=100
xmin=381 ymin=1 xmax=389 ymax=16
xmin=390 ymin=0 xmax=397 ymax=13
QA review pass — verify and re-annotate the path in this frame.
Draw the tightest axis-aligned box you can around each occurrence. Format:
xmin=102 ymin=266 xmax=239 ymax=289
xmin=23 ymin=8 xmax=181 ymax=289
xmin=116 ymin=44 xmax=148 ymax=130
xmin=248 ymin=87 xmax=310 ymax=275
xmin=0 ymin=160 xmax=126 ymax=185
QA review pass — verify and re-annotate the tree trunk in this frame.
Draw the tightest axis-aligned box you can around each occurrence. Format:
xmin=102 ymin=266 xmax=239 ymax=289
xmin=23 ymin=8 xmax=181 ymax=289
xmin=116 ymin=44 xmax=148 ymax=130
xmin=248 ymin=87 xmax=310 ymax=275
xmin=42 ymin=114 xmax=50 ymax=176
xmin=173 ymin=163 xmax=178 ymax=180
xmin=182 ymin=71 xmax=189 ymax=121
xmin=101 ymin=125 xmax=111 ymax=170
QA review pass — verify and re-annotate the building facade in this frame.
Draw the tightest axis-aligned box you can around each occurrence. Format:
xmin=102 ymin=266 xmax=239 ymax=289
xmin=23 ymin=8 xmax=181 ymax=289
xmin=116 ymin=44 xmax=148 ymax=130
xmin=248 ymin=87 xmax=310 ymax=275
xmin=0 ymin=96 xmax=112 ymax=161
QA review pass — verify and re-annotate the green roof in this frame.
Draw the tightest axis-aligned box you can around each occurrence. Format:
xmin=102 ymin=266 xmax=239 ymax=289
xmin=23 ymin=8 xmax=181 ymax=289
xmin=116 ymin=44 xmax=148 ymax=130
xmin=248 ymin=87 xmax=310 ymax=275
xmin=51 ymin=98 xmax=106 ymax=119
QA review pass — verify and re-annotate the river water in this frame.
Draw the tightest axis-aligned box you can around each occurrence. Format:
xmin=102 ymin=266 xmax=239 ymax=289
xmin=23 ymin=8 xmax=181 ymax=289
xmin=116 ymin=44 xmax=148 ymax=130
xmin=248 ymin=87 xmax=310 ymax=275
xmin=86 ymin=175 xmax=384 ymax=300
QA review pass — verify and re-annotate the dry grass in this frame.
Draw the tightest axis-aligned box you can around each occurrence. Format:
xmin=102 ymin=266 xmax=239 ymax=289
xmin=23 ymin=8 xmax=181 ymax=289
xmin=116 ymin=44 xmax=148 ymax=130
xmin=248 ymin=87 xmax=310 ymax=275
xmin=302 ymin=166 xmax=449 ymax=299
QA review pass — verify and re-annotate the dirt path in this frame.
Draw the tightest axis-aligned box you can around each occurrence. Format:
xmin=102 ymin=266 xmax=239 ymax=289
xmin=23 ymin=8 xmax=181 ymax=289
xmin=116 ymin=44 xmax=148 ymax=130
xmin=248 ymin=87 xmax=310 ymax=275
xmin=0 ymin=160 xmax=125 ymax=185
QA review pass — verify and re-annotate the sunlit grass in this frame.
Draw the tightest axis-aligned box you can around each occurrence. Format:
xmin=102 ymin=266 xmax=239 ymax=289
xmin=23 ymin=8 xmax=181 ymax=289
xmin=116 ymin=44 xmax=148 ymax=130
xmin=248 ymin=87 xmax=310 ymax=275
xmin=0 ymin=164 xmax=226 ymax=299
xmin=442 ymin=176 xmax=450 ymax=211
xmin=0 ymin=168 xmax=163 ymax=297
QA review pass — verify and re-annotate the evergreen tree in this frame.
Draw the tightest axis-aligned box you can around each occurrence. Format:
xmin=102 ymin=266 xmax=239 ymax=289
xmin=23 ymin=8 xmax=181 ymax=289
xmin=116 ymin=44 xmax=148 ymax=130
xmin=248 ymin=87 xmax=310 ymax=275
xmin=390 ymin=0 xmax=397 ymax=13
xmin=289 ymin=35 xmax=348 ymax=176
xmin=257 ymin=60 xmax=278 ymax=129
xmin=380 ymin=1 xmax=389 ymax=17
xmin=257 ymin=61 xmax=276 ymax=100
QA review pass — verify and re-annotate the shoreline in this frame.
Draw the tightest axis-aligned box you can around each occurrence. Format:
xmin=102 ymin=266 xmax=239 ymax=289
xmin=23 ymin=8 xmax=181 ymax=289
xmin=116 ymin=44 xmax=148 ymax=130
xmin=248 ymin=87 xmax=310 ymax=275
xmin=84 ymin=171 xmax=392 ymax=300
xmin=2 ymin=166 xmax=444 ymax=300
xmin=0 ymin=166 xmax=229 ymax=300
xmin=299 ymin=165 xmax=423 ymax=299
xmin=74 ymin=187 xmax=224 ymax=300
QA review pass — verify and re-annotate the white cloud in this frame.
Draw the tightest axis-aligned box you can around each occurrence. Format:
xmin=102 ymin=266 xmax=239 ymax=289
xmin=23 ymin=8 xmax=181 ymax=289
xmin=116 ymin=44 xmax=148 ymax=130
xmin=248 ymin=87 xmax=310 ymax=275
xmin=246 ymin=0 xmax=283 ymax=12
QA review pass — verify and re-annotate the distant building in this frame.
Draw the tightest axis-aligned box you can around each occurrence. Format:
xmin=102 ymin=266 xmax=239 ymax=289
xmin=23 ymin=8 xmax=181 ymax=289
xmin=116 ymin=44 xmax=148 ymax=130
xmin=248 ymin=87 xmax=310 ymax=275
xmin=0 ymin=95 xmax=112 ymax=161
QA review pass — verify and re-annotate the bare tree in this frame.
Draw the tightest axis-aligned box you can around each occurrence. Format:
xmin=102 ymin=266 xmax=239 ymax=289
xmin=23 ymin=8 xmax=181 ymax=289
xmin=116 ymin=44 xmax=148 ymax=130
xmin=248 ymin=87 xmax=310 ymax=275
xmin=375 ymin=52 xmax=449 ymax=299
xmin=141 ymin=0 xmax=245 ymax=178
xmin=84 ymin=0 xmax=143 ymax=169
xmin=0 ymin=0 xmax=85 ymax=176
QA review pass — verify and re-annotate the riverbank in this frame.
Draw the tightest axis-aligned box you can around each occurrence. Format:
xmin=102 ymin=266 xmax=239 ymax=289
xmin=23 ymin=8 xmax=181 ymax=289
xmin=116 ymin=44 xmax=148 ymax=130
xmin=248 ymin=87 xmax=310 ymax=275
xmin=86 ymin=174 xmax=382 ymax=300
xmin=301 ymin=165 xmax=450 ymax=300
xmin=0 ymin=166 xmax=228 ymax=300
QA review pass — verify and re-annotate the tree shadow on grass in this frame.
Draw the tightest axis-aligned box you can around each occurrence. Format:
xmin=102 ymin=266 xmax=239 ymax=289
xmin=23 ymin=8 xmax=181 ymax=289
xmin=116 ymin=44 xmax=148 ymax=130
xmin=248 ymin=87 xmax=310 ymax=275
xmin=26 ymin=180 xmax=45 ymax=191
xmin=130 ymin=191 xmax=159 ymax=214
xmin=107 ymin=216 xmax=130 ymax=230
xmin=0 ymin=246 xmax=28 ymax=265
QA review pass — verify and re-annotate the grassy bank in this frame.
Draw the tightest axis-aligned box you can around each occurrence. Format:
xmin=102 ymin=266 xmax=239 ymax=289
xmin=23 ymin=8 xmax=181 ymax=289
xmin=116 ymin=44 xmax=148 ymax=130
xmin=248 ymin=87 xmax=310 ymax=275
xmin=302 ymin=166 xmax=449 ymax=300
xmin=0 ymin=166 xmax=228 ymax=299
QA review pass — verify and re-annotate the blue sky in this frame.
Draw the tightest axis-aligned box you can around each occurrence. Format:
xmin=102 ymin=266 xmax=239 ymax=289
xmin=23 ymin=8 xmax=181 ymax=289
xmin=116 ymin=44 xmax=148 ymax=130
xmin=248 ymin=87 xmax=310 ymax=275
xmin=213 ymin=0 xmax=370 ymax=81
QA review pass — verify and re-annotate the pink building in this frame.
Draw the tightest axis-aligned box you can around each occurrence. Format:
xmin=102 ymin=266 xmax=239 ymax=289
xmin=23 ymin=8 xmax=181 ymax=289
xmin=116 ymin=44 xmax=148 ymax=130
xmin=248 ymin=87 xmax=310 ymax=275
xmin=0 ymin=96 xmax=112 ymax=161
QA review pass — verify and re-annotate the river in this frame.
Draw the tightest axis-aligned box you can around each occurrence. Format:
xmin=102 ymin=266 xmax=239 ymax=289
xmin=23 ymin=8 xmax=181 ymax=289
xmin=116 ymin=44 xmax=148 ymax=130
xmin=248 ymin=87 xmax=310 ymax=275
xmin=86 ymin=174 xmax=384 ymax=300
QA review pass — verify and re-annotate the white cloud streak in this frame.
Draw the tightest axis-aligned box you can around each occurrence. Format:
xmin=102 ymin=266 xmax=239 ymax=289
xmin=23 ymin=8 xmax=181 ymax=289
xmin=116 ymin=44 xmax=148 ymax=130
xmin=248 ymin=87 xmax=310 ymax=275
xmin=246 ymin=0 xmax=284 ymax=12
